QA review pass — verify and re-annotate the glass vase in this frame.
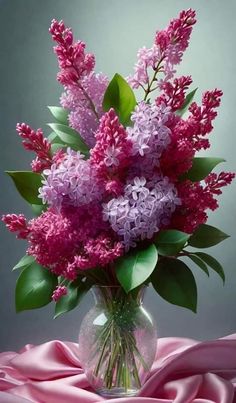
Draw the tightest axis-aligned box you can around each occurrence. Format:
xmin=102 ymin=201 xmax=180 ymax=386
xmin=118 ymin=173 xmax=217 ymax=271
xmin=78 ymin=285 xmax=157 ymax=398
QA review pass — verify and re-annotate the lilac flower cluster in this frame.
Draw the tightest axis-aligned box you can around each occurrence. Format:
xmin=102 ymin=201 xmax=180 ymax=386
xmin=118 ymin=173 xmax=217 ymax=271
xmin=103 ymin=176 xmax=180 ymax=250
xmin=39 ymin=148 xmax=102 ymax=209
xmin=128 ymin=9 xmax=196 ymax=90
xmin=156 ymin=9 xmax=196 ymax=84
xmin=61 ymin=73 xmax=108 ymax=147
xmin=127 ymin=102 xmax=171 ymax=172
xmin=127 ymin=45 xmax=161 ymax=89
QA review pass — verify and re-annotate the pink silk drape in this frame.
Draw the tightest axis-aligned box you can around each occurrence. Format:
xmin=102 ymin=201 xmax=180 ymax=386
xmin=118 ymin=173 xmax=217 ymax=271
xmin=0 ymin=334 xmax=236 ymax=403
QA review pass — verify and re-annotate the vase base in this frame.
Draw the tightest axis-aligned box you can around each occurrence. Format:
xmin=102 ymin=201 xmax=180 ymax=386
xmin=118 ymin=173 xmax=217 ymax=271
xmin=96 ymin=387 xmax=138 ymax=398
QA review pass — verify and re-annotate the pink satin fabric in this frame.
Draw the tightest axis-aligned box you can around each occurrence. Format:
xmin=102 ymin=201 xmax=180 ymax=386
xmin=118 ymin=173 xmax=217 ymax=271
xmin=0 ymin=335 xmax=236 ymax=403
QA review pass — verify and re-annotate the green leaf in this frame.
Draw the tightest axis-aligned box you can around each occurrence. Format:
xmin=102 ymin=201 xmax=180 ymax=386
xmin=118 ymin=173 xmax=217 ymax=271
xmin=13 ymin=255 xmax=35 ymax=271
xmin=51 ymin=143 xmax=67 ymax=153
xmin=48 ymin=106 xmax=69 ymax=125
xmin=151 ymin=257 xmax=197 ymax=313
xmin=47 ymin=123 xmax=89 ymax=154
xmin=31 ymin=204 xmax=47 ymax=216
xmin=47 ymin=132 xmax=66 ymax=150
xmin=115 ymin=244 xmax=158 ymax=293
xmin=47 ymin=131 xmax=60 ymax=142
xmin=182 ymin=157 xmax=225 ymax=182
xmin=194 ymin=252 xmax=225 ymax=282
xmin=155 ymin=230 xmax=190 ymax=256
xmin=6 ymin=171 xmax=42 ymax=205
xmin=176 ymin=88 xmax=198 ymax=116
xmin=103 ymin=73 xmax=136 ymax=126
xmin=187 ymin=254 xmax=209 ymax=276
xmin=189 ymin=224 xmax=229 ymax=248
xmin=15 ymin=262 xmax=58 ymax=312
xmin=54 ymin=280 xmax=90 ymax=318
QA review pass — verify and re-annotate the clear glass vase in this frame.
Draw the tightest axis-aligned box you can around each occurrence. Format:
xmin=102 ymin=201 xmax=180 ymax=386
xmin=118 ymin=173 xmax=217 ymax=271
xmin=78 ymin=285 xmax=157 ymax=398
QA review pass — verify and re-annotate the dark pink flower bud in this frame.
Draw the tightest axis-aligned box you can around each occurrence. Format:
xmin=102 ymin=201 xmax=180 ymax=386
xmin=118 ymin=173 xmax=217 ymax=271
xmin=2 ymin=214 xmax=29 ymax=239
xmin=52 ymin=285 xmax=67 ymax=301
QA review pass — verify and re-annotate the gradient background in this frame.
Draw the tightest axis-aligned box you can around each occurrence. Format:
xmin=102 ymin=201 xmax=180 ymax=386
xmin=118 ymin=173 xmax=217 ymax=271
xmin=0 ymin=0 xmax=235 ymax=351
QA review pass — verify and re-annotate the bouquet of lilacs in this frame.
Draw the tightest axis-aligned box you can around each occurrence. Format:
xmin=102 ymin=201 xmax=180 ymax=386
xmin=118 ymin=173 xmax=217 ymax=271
xmin=2 ymin=9 xmax=235 ymax=317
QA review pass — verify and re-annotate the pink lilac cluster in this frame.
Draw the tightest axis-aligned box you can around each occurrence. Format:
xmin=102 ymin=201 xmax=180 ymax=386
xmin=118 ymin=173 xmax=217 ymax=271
xmin=155 ymin=9 xmax=196 ymax=83
xmin=16 ymin=123 xmax=52 ymax=173
xmin=103 ymin=176 xmax=180 ymax=250
xmin=49 ymin=19 xmax=95 ymax=85
xmin=50 ymin=19 xmax=108 ymax=147
xmin=4 ymin=206 xmax=123 ymax=282
xmin=171 ymin=172 xmax=235 ymax=233
xmin=2 ymin=214 xmax=30 ymax=239
xmin=156 ymin=88 xmax=235 ymax=233
xmin=159 ymin=89 xmax=224 ymax=180
xmin=90 ymin=109 xmax=133 ymax=184
xmin=128 ymin=9 xmax=196 ymax=89
xmin=16 ymin=123 xmax=65 ymax=173
xmin=156 ymin=76 xmax=193 ymax=111
xmin=39 ymin=148 xmax=102 ymax=209
xmin=2 ymin=10 xmax=235 ymax=301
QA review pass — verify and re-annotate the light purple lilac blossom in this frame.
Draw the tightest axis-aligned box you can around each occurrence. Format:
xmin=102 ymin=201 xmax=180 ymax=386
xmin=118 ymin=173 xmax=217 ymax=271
xmin=103 ymin=175 xmax=181 ymax=250
xmin=60 ymin=72 xmax=108 ymax=147
xmin=127 ymin=45 xmax=161 ymax=89
xmin=39 ymin=148 xmax=102 ymax=209
xmin=127 ymin=43 xmax=178 ymax=91
xmin=127 ymin=101 xmax=171 ymax=172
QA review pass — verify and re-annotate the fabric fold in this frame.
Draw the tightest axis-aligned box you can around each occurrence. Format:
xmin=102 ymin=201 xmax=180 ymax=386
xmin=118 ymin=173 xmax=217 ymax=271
xmin=0 ymin=334 xmax=235 ymax=403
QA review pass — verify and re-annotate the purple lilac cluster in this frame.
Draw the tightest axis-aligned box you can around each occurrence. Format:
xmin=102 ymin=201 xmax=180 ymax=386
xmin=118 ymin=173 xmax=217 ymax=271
xmin=103 ymin=176 xmax=180 ymax=250
xmin=127 ymin=45 xmax=161 ymax=89
xmin=127 ymin=101 xmax=171 ymax=172
xmin=61 ymin=73 xmax=108 ymax=147
xmin=39 ymin=148 xmax=102 ymax=209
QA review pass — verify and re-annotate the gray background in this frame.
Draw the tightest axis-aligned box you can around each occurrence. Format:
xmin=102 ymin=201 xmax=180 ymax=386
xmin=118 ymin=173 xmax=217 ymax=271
xmin=0 ymin=0 xmax=235 ymax=351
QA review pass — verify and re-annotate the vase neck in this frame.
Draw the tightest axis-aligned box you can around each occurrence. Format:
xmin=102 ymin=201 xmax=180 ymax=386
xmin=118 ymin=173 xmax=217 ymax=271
xmin=91 ymin=285 xmax=146 ymax=306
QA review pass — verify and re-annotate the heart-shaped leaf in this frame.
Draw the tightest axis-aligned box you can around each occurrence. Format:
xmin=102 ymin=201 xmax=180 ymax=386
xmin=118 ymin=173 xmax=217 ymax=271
xmin=115 ymin=244 xmax=158 ymax=293
xmin=155 ymin=230 xmax=190 ymax=256
xmin=189 ymin=224 xmax=229 ymax=248
xmin=151 ymin=257 xmax=197 ymax=313
xmin=6 ymin=171 xmax=42 ymax=205
xmin=183 ymin=157 xmax=225 ymax=182
xmin=103 ymin=73 xmax=136 ymax=126
xmin=15 ymin=262 xmax=57 ymax=312
xmin=48 ymin=123 xmax=89 ymax=154
xmin=48 ymin=106 xmax=69 ymax=125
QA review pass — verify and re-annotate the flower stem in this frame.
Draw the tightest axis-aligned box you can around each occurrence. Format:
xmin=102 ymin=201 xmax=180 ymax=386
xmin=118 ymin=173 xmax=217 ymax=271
xmin=143 ymin=57 xmax=165 ymax=101
xmin=77 ymin=82 xmax=99 ymax=121
xmin=92 ymin=294 xmax=148 ymax=391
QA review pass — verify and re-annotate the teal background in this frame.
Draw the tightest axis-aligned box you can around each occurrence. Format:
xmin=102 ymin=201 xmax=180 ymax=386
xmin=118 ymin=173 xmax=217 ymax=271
xmin=0 ymin=0 xmax=235 ymax=350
